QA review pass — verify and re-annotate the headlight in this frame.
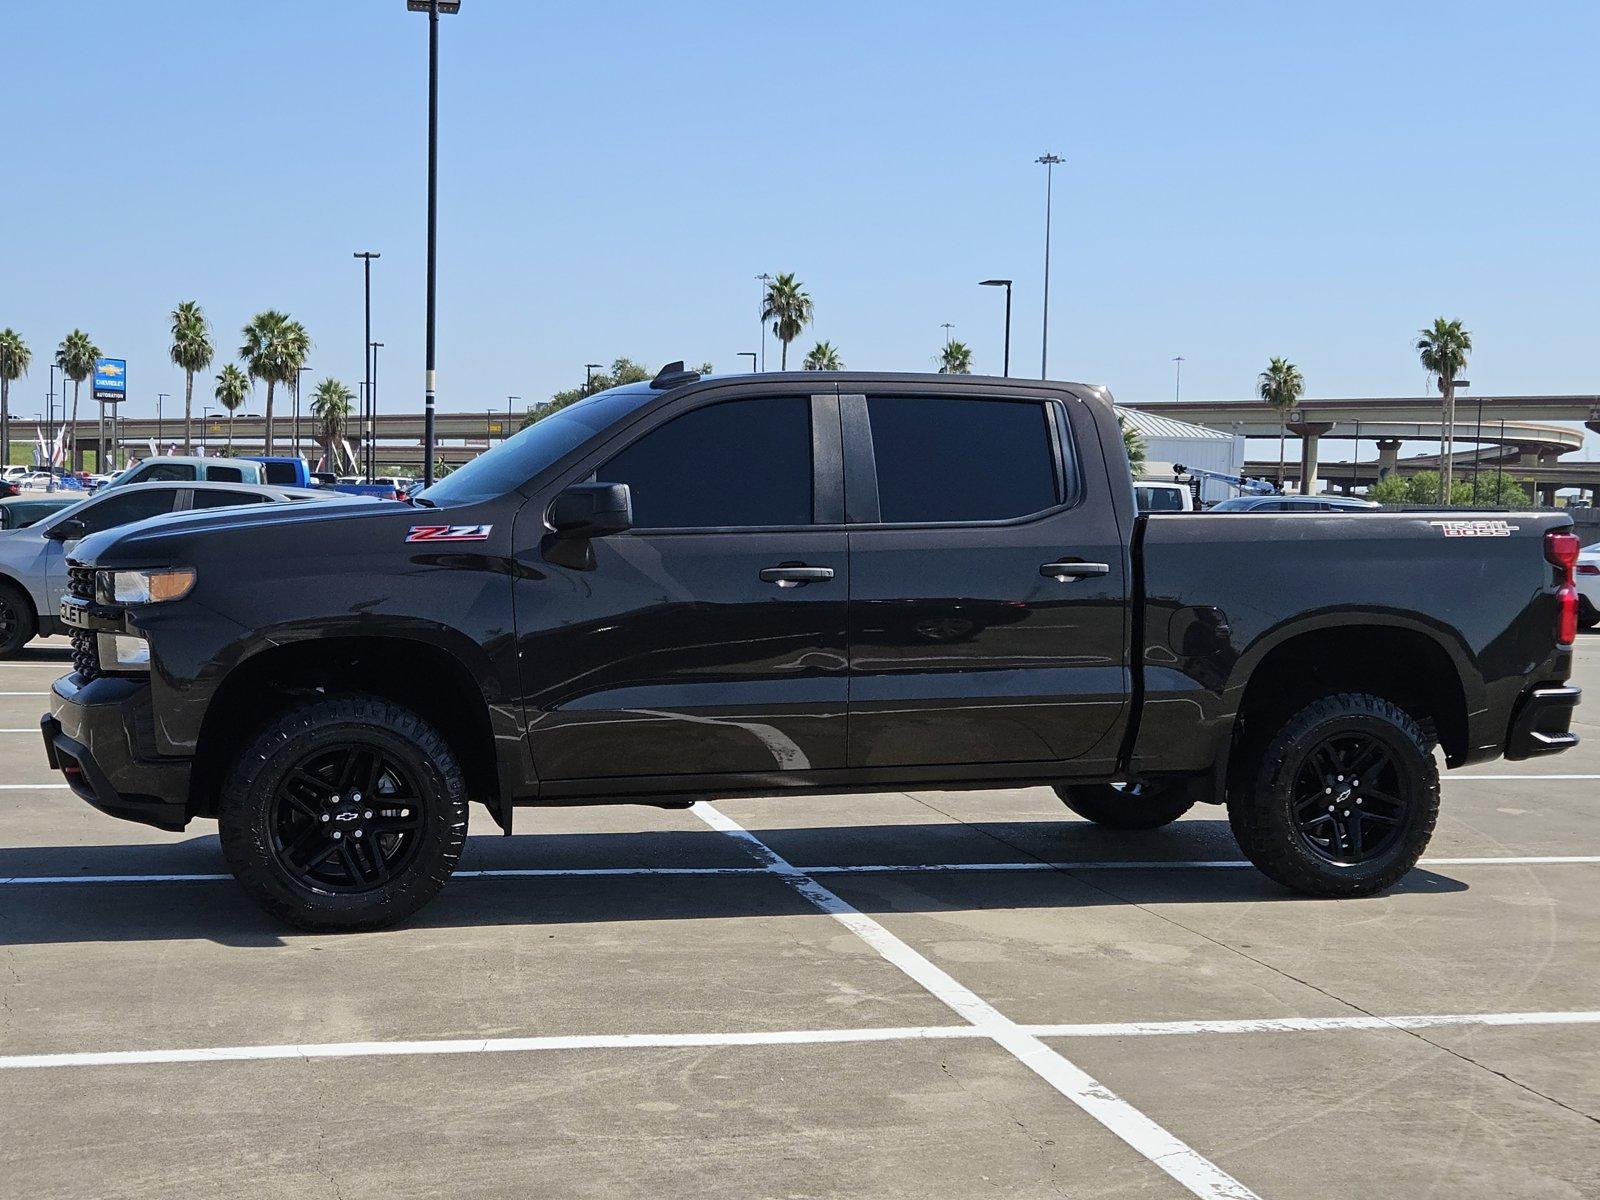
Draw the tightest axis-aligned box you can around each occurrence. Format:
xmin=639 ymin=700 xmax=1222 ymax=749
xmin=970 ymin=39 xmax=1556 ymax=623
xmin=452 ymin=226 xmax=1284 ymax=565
xmin=101 ymin=567 xmax=197 ymax=605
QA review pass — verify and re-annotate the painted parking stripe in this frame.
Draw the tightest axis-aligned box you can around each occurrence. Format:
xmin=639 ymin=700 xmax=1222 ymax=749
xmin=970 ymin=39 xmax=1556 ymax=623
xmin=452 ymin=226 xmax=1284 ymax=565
xmin=4 ymin=1010 xmax=1596 ymax=1074
xmin=0 ymin=784 xmax=68 ymax=791
xmin=4 ymin=854 xmax=1599 ymax=887
xmin=0 ymin=692 xmax=49 ymax=697
xmin=1453 ymin=774 xmax=1600 ymax=781
xmin=690 ymin=803 xmax=1262 ymax=1200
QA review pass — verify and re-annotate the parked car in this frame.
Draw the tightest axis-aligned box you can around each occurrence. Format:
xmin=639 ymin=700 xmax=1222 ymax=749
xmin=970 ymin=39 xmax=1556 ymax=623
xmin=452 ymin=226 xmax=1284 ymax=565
xmin=2 ymin=465 xmax=32 ymax=485
xmin=1134 ymin=480 xmax=1193 ymax=512
xmin=0 ymin=495 xmax=79 ymax=530
xmin=247 ymin=457 xmax=408 ymax=500
xmin=43 ymin=366 xmax=1582 ymax=931
xmin=99 ymin=456 xmax=266 ymax=490
xmin=0 ymin=479 xmax=20 ymax=500
xmin=0 ymin=480 xmax=362 ymax=657
xmin=1577 ymin=543 xmax=1600 ymax=630
xmin=1208 ymin=494 xmax=1380 ymax=512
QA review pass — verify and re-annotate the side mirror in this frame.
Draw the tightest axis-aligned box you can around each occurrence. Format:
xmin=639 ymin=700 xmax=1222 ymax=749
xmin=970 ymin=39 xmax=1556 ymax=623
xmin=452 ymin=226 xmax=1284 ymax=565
xmin=548 ymin=482 xmax=632 ymax=539
xmin=45 ymin=518 xmax=86 ymax=542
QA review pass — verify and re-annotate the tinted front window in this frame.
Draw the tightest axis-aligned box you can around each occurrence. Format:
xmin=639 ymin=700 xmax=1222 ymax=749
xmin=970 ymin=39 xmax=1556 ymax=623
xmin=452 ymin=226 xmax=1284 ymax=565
xmin=208 ymin=466 xmax=245 ymax=484
xmin=136 ymin=463 xmax=197 ymax=483
xmin=77 ymin=490 xmax=177 ymax=536
xmin=418 ymin=388 xmax=655 ymax=506
xmin=597 ymin=398 xmax=812 ymax=529
xmin=866 ymin=396 xmax=1059 ymax=523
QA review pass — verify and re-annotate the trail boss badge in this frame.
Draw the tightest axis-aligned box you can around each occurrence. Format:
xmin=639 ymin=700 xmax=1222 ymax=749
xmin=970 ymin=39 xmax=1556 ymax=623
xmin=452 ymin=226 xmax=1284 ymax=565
xmin=1429 ymin=519 xmax=1519 ymax=538
xmin=406 ymin=524 xmax=493 ymax=542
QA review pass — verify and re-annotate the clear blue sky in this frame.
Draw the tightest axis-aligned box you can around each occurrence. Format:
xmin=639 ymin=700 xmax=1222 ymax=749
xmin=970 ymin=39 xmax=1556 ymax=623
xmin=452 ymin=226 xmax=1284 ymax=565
xmin=4 ymin=1 xmax=1597 ymax=458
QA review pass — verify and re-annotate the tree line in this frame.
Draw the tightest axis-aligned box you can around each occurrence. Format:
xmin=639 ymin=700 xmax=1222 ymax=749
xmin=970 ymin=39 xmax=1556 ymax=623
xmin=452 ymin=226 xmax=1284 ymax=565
xmin=0 ymin=307 xmax=358 ymax=470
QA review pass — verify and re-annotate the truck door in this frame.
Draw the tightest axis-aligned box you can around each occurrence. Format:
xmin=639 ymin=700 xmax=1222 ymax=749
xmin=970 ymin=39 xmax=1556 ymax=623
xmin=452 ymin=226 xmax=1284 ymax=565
xmin=515 ymin=389 xmax=850 ymax=783
xmin=841 ymin=388 xmax=1129 ymax=770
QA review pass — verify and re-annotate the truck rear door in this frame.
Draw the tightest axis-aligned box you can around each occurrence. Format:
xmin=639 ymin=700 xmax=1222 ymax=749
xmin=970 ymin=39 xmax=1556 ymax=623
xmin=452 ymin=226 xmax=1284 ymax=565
xmin=841 ymin=387 xmax=1130 ymax=770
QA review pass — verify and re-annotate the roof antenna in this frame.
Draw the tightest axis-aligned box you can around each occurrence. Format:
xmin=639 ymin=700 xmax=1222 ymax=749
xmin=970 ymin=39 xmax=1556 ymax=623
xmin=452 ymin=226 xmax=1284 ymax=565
xmin=650 ymin=360 xmax=702 ymax=390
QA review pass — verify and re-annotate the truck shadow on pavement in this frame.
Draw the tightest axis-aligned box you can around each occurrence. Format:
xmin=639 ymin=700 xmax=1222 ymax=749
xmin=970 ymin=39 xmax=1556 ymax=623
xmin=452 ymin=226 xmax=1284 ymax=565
xmin=0 ymin=819 xmax=1467 ymax=948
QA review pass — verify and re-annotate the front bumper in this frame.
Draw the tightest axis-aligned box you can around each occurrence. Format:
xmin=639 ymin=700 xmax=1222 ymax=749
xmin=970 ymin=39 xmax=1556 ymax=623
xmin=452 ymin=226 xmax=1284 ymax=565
xmin=42 ymin=673 xmax=191 ymax=831
xmin=1504 ymin=683 xmax=1582 ymax=761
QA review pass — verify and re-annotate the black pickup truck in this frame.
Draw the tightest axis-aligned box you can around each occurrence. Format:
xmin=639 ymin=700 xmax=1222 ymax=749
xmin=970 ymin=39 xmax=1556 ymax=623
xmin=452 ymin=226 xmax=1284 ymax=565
xmin=44 ymin=367 xmax=1582 ymax=930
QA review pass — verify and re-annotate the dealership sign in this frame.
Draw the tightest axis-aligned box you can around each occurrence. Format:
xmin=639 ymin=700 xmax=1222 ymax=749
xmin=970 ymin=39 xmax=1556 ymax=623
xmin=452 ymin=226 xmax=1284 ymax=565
xmin=93 ymin=358 xmax=127 ymax=403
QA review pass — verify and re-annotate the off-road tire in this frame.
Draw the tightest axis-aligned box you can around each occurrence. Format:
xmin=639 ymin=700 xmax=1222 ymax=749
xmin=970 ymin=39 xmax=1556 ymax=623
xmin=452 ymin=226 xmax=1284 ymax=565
xmin=219 ymin=693 xmax=468 ymax=932
xmin=1228 ymin=692 xmax=1439 ymax=897
xmin=0 ymin=581 xmax=36 ymax=659
xmin=1054 ymin=781 xmax=1197 ymax=830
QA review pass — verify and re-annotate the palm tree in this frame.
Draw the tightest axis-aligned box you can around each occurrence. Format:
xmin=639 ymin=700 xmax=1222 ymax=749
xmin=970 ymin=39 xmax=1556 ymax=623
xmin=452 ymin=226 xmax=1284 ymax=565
xmin=1257 ymin=357 xmax=1304 ymax=491
xmin=309 ymin=377 xmax=355 ymax=472
xmin=0 ymin=330 xmax=30 ymax=469
xmin=1416 ymin=318 xmax=1472 ymax=504
xmin=239 ymin=310 xmax=311 ymax=455
xmin=169 ymin=301 xmax=214 ymax=456
xmin=213 ymin=364 xmax=249 ymax=454
xmin=1118 ymin=413 xmax=1147 ymax=474
xmin=760 ymin=273 xmax=813 ymax=370
xmin=54 ymin=330 xmax=100 ymax=472
xmin=938 ymin=340 xmax=974 ymax=374
xmin=802 ymin=341 xmax=843 ymax=371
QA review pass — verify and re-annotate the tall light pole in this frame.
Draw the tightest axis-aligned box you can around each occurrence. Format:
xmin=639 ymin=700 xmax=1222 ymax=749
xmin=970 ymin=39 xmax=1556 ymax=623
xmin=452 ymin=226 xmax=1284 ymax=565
xmin=1172 ymin=356 xmax=1184 ymax=402
xmin=979 ymin=280 xmax=1012 ymax=377
xmin=370 ymin=342 xmax=384 ymax=478
xmin=353 ymin=251 xmax=380 ymax=478
xmin=156 ymin=392 xmax=168 ymax=451
xmin=507 ymin=394 xmax=520 ymax=437
xmin=294 ymin=365 xmax=312 ymax=460
xmin=755 ymin=273 xmax=773 ymax=371
xmin=585 ymin=362 xmax=602 ymax=395
xmin=407 ymin=0 xmax=460 ymax=487
xmin=45 ymin=366 xmax=57 ymax=492
xmin=940 ymin=322 xmax=955 ymax=347
xmin=738 ymin=351 xmax=757 ymax=373
xmin=1036 ymin=152 xmax=1062 ymax=379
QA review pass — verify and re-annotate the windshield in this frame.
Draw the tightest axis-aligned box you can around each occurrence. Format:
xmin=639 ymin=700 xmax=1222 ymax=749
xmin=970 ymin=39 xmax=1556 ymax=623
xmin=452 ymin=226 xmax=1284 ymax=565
xmin=417 ymin=387 xmax=655 ymax=505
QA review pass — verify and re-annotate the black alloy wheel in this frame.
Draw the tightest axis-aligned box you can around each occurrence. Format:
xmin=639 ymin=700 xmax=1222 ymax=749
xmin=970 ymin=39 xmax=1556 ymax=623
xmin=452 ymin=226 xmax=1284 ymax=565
xmin=269 ymin=743 xmax=426 ymax=893
xmin=1288 ymin=731 xmax=1411 ymax=864
xmin=0 ymin=583 xmax=33 ymax=658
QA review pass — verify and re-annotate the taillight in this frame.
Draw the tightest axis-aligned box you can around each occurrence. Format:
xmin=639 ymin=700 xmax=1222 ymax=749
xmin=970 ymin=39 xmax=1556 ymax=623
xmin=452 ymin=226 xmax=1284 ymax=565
xmin=1578 ymin=563 xmax=1600 ymax=577
xmin=1545 ymin=530 xmax=1581 ymax=645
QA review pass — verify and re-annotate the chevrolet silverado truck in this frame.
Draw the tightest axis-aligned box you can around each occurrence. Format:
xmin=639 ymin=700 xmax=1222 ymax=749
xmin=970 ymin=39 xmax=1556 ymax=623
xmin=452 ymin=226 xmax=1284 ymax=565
xmin=43 ymin=367 xmax=1583 ymax=930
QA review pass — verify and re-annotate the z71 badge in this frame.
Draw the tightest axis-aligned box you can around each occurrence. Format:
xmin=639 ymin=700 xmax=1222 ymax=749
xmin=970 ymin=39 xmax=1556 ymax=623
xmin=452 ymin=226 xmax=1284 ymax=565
xmin=406 ymin=524 xmax=493 ymax=543
xmin=1429 ymin=519 xmax=1519 ymax=538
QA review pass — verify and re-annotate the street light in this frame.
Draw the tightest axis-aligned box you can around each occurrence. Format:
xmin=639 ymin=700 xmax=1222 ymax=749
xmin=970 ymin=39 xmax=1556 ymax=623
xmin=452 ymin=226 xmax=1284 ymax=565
xmin=738 ymin=351 xmax=757 ymax=373
xmin=755 ymin=273 xmax=773 ymax=371
xmin=507 ymin=394 xmax=520 ymax=435
xmin=940 ymin=322 xmax=955 ymax=347
xmin=406 ymin=0 xmax=461 ymax=487
xmin=370 ymin=342 xmax=384 ymax=478
xmin=1036 ymin=152 xmax=1062 ymax=379
xmin=354 ymin=251 xmax=380 ymax=477
xmin=1172 ymin=356 xmax=1184 ymax=402
xmin=157 ymin=392 xmax=168 ymax=451
xmin=294 ymin=365 xmax=313 ymax=460
xmin=979 ymin=280 xmax=1012 ymax=377
xmin=585 ymin=363 xmax=602 ymax=395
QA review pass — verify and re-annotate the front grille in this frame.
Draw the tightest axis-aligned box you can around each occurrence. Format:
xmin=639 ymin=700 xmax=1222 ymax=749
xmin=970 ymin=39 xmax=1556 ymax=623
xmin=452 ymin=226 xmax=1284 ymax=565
xmin=66 ymin=562 xmax=102 ymax=680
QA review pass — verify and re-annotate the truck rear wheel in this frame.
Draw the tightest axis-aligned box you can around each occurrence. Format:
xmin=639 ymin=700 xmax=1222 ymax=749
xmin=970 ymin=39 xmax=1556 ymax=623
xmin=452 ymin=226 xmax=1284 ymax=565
xmin=1054 ymin=782 xmax=1196 ymax=830
xmin=218 ymin=694 xmax=468 ymax=932
xmin=1228 ymin=692 xmax=1438 ymax=897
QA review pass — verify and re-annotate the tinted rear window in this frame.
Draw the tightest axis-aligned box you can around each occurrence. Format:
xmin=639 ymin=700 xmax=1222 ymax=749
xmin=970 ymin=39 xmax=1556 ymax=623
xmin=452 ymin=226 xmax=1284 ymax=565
xmin=260 ymin=462 xmax=300 ymax=486
xmin=866 ymin=396 xmax=1059 ymax=524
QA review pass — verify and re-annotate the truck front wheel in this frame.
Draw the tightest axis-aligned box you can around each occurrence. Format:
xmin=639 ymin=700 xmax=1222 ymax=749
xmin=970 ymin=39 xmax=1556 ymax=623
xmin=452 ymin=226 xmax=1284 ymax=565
xmin=1054 ymin=782 xmax=1196 ymax=830
xmin=1228 ymin=692 xmax=1439 ymax=897
xmin=218 ymin=694 xmax=468 ymax=932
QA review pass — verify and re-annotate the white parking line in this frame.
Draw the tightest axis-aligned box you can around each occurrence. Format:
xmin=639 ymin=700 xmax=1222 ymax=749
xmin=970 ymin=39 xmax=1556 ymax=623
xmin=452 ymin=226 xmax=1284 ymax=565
xmin=0 ymin=784 xmax=67 ymax=791
xmin=0 ymin=729 xmax=40 ymax=733
xmin=690 ymin=802 xmax=1262 ymax=1200
xmin=4 ymin=1009 xmax=1595 ymax=1073
xmin=4 ymin=854 xmax=1597 ymax=887
xmin=1454 ymin=774 xmax=1600 ymax=780
xmin=0 ymin=692 xmax=49 ymax=697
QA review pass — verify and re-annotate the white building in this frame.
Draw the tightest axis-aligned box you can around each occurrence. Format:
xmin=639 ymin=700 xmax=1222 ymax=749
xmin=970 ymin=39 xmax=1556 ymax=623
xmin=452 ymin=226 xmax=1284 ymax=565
xmin=1116 ymin=408 xmax=1246 ymax=506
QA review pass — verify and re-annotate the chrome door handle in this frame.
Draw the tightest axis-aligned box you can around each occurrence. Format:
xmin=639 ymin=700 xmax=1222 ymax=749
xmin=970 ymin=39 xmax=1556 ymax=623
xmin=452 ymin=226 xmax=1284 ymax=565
xmin=1040 ymin=561 xmax=1110 ymax=581
xmin=760 ymin=564 xmax=835 ymax=587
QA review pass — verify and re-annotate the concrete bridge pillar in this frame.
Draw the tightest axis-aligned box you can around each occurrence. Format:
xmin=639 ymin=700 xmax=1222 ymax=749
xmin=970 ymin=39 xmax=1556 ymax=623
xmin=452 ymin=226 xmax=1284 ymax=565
xmin=1288 ymin=415 xmax=1335 ymax=495
xmin=1375 ymin=439 xmax=1402 ymax=480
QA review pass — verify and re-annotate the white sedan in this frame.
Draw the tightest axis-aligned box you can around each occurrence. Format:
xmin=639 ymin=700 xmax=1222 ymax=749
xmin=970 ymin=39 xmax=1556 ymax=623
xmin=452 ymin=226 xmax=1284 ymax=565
xmin=1578 ymin=543 xmax=1600 ymax=631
